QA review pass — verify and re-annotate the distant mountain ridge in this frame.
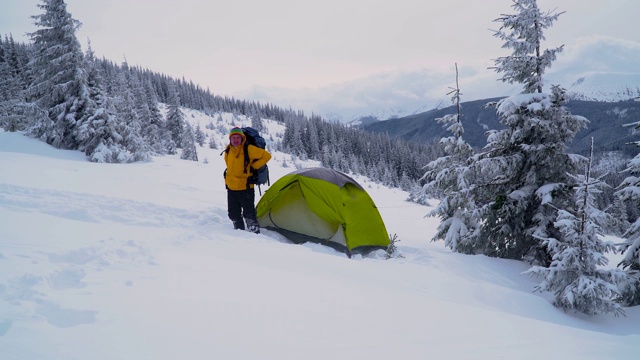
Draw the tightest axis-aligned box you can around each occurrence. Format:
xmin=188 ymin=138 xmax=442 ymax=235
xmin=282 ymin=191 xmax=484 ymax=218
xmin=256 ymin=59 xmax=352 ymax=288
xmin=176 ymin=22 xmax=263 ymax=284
xmin=363 ymin=97 xmax=640 ymax=157
xmin=350 ymin=69 xmax=640 ymax=125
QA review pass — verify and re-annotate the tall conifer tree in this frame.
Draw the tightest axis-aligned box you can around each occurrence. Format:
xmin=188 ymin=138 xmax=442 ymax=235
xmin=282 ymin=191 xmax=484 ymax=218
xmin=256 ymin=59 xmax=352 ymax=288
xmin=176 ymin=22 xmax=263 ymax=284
xmin=180 ymin=123 xmax=198 ymax=161
xmin=26 ymin=0 xmax=89 ymax=149
xmin=476 ymin=2 xmax=587 ymax=264
xmin=143 ymin=79 xmax=166 ymax=154
xmin=166 ymin=86 xmax=185 ymax=148
xmin=424 ymin=64 xmax=482 ymax=253
xmin=75 ymin=41 xmax=130 ymax=162
xmin=112 ymin=62 xmax=149 ymax=162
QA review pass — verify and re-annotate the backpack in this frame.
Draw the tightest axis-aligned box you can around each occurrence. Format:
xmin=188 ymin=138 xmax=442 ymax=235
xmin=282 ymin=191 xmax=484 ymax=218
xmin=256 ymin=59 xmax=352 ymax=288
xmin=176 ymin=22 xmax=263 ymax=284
xmin=223 ymin=127 xmax=270 ymax=191
xmin=241 ymin=127 xmax=270 ymax=187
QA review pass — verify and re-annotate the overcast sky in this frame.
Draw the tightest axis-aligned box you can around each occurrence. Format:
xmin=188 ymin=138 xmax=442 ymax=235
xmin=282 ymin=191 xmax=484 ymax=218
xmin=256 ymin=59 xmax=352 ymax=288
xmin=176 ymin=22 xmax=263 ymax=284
xmin=2 ymin=0 xmax=639 ymax=102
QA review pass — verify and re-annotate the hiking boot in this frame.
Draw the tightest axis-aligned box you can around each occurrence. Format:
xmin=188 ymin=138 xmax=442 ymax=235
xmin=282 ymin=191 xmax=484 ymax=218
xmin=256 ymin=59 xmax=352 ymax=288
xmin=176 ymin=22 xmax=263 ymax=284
xmin=233 ymin=220 xmax=245 ymax=230
xmin=247 ymin=224 xmax=260 ymax=234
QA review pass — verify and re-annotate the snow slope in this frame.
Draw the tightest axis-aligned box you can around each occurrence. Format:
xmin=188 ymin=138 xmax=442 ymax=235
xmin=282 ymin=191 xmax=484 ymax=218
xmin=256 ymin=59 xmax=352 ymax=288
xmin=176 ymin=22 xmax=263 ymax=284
xmin=1 ymin=109 xmax=639 ymax=359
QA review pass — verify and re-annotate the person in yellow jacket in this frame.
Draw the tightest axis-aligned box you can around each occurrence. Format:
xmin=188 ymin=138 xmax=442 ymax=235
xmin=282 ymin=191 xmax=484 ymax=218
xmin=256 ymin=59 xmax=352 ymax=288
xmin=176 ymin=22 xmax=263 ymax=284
xmin=223 ymin=127 xmax=272 ymax=233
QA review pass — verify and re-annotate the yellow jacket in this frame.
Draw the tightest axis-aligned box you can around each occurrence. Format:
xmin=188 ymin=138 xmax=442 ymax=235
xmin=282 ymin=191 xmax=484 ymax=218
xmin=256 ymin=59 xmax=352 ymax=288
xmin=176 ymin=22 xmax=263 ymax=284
xmin=224 ymin=139 xmax=271 ymax=191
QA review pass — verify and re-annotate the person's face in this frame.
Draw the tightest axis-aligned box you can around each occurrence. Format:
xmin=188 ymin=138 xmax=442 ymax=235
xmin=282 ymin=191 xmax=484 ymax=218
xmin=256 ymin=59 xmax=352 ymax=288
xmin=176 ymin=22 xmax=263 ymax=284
xmin=230 ymin=134 xmax=243 ymax=147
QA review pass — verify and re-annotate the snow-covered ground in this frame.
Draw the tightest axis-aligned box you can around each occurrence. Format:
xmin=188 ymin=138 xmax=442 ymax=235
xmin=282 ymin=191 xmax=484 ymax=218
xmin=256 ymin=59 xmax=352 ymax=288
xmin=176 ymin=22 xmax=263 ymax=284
xmin=1 ymin=109 xmax=639 ymax=359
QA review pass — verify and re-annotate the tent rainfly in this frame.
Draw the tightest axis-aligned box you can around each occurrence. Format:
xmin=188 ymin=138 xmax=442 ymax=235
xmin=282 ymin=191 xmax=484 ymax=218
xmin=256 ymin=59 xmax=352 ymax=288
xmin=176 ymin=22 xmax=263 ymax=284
xmin=256 ymin=167 xmax=390 ymax=256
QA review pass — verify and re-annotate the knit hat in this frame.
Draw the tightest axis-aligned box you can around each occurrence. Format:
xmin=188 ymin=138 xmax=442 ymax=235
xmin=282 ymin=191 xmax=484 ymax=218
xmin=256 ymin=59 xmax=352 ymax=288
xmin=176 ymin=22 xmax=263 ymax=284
xmin=229 ymin=127 xmax=245 ymax=140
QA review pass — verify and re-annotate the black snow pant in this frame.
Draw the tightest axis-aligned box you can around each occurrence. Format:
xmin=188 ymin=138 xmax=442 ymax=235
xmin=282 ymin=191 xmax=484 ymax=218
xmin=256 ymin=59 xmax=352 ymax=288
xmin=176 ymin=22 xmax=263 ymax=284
xmin=227 ymin=188 xmax=259 ymax=231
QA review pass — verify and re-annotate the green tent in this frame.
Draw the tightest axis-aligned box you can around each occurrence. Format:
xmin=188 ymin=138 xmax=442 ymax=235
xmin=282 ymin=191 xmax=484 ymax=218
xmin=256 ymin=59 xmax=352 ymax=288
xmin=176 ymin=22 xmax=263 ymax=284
xmin=256 ymin=167 xmax=390 ymax=256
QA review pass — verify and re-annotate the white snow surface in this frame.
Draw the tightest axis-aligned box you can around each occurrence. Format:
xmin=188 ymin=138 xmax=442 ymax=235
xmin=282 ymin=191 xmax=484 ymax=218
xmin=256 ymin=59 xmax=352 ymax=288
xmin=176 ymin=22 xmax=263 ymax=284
xmin=1 ymin=109 xmax=639 ymax=359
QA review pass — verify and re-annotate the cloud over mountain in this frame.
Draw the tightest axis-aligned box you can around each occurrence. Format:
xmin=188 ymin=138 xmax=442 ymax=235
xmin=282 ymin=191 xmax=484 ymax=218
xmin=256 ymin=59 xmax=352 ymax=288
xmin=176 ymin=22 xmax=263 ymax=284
xmin=547 ymin=36 xmax=640 ymax=101
xmin=242 ymin=37 xmax=640 ymax=123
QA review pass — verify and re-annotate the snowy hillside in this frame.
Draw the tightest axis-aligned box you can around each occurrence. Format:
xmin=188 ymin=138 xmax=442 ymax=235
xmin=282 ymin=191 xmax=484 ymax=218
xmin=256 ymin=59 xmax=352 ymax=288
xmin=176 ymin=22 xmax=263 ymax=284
xmin=1 ymin=109 xmax=639 ymax=359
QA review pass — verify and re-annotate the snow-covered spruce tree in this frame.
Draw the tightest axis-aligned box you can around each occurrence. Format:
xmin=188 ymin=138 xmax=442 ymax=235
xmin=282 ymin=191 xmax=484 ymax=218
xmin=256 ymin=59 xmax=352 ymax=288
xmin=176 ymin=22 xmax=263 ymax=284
xmin=527 ymin=139 xmax=625 ymax=316
xmin=130 ymin=72 xmax=155 ymax=147
xmin=180 ymin=122 xmax=198 ymax=161
xmin=208 ymin=136 xmax=218 ymax=150
xmin=166 ymin=86 xmax=185 ymax=148
xmin=119 ymin=101 xmax=149 ymax=162
xmin=615 ymin=119 xmax=640 ymax=306
xmin=142 ymin=79 xmax=166 ymax=154
xmin=112 ymin=63 xmax=150 ymax=162
xmin=477 ymin=86 xmax=587 ymax=263
xmin=75 ymin=41 xmax=130 ymax=163
xmin=423 ymin=64 xmax=482 ymax=254
xmin=80 ymin=96 xmax=129 ymax=163
xmin=250 ymin=114 xmax=264 ymax=132
xmin=607 ymin=196 xmax=631 ymax=237
xmin=283 ymin=113 xmax=305 ymax=157
xmin=194 ymin=123 xmax=206 ymax=147
xmin=399 ymin=171 xmax=414 ymax=192
xmin=26 ymin=0 xmax=90 ymax=149
xmin=4 ymin=34 xmax=27 ymax=83
xmin=305 ymin=117 xmax=321 ymax=159
xmin=476 ymin=1 xmax=587 ymax=264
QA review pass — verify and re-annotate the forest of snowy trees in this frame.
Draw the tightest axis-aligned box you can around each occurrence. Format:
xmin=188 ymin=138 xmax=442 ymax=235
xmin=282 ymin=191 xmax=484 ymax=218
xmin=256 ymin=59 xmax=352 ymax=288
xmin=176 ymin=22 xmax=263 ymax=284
xmin=0 ymin=3 xmax=298 ymax=164
xmin=1 ymin=0 xmax=639 ymax=316
xmin=0 ymin=0 xmax=439 ymax=191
